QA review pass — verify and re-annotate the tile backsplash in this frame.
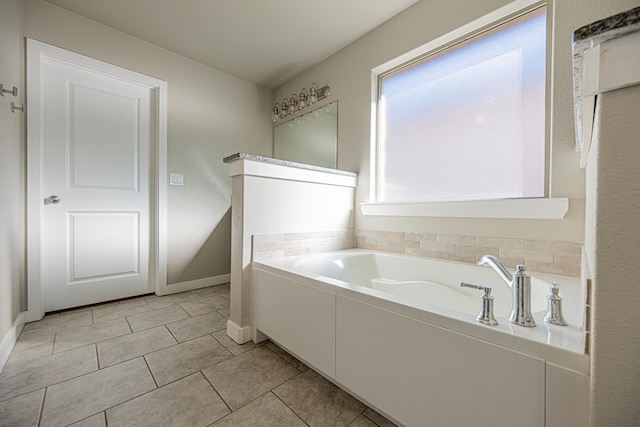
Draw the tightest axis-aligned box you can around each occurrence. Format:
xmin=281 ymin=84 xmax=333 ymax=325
xmin=252 ymin=229 xmax=582 ymax=277
xmin=252 ymin=230 xmax=354 ymax=262
xmin=356 ymin=230 xmax=582 ymax=277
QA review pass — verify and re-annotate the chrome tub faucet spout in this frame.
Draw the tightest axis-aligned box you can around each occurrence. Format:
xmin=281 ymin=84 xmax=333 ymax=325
xmin=478 ymin=255 xmax=536 ymax=327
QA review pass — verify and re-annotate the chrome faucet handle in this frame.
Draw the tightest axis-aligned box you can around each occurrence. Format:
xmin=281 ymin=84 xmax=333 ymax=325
xmin=460 ymin=282 xmax=498 ymax=326
xmin=544 ymin=282 xmax=569 ymax=326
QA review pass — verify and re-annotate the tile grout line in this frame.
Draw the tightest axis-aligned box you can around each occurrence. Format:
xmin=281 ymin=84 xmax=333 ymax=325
xmin=271 ymin=387 xmax=311 ymax=427
xmin=104 ymin=326 xmax=181 ymax=365
xmin=132 ymin=318 xmax=232 ymax=390
xmin=51 ymin=330 xmax=59 ymax=356
xmin=350 ymin=408 xmax=369 ymax=426
xmin=125 ymin=313 xmax=134 ymax=335
xmin=92 ymin=356 xmax=163 ymax=425
xmin=209 ymin=332 xmax=229 ymax=353
xmin=263 ymin=345 xmax=390 ymax=427
xmin=161 ymin=324 xmax=180 ymax=347
xmin=141 ymin=354 xmax=159 ymax=390
xmin=201 ymin=369 xmax=234 ymax=415
xmin=362 ymin=410 xmax=389 ymax=427
xmin=161 ymin=317 xmax=181 ymax=342
xmin=94 ymin=342 xmax=103 ymax=371
xmin=263 ymin=343 xmax=306 ymax=371
xmin=36 ymin=387 xmax=46 ymax=427
xmin=52 ymin=319 xmax=135 ymax=356
xmin=0 ymin=344 xmax=103 ymax=404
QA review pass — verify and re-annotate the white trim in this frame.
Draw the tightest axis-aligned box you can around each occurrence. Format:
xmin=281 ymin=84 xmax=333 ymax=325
xmin=154 ymin=66 xmax=169 ymax=298
xmin=159 ymin=274 xmax=230 ymax=296
xmin=578 ymin=30 xmax=640 ymax=167
xmin=26 ymin=39 xmax=168 ymax=320
xmin=369 ymin=70 xmax=380 ymax=203
xmin=583 ymin=31 xmax=640 ymax=97
xmin=228 ymin=159 xmax=357 ymax=188
xmin=360 ymin=198 xmax=568 ymax=219
xmin=0 ymin=312 xmax=25 ymax=373
xmin=226 ymin=319 xmax=252 ymax=344
xmin=372 ymin=0 xmax=545 ymax=76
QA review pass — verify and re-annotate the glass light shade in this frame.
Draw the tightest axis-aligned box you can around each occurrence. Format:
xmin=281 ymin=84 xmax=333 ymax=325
xmin=309 ymin=83 xmax=318 ymax=104
xmin=299 ymin=89 xmax=308 ymax=109
xmin=288 ymin=96 xmax=297 ymax=114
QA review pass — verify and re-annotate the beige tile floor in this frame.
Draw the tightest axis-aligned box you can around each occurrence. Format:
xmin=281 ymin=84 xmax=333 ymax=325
xmin=0 ymin=284 xmax=397 ymax=427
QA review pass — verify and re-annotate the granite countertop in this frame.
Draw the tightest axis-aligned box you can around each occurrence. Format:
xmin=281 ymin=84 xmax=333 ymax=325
xmin=573 ymin=6 xmax=640 ymax=43
xmin=223 ymin=153 xmax=358 ymax=177
xmin=572 ymin=6 xmax=640 ymax=152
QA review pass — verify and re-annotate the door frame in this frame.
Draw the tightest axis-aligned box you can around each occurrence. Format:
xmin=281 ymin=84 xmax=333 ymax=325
xmin=26 ymin=39 xmax=168 ymax=321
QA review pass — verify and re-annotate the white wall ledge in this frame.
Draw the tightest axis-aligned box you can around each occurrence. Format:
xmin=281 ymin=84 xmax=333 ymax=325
xmin=360 ymin=198 xmax=569 ymax=219
xmin=573 ymin=24 xmax=640 ymax=166
xmin=227 ymin=157 xmax=357 ymax=188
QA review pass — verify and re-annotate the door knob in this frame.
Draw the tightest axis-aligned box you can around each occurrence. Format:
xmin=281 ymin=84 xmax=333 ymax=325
xmin=45 ymin=195 xmax=60 ymax=205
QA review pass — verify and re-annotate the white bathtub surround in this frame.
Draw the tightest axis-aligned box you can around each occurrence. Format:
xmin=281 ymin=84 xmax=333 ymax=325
xmin=225 ymin=154 xmax=357 ymax=343
xmin=252 ymin=250 xmax=588 ymax=426
xmin=356 ymin=229 xmax=582 ymax=277
xmin=254 ymin=250 xmax=586 ymax=365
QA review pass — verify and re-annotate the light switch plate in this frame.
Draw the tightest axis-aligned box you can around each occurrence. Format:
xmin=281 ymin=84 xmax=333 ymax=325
xmin=170 ymin=173 xmax=184 ymax=186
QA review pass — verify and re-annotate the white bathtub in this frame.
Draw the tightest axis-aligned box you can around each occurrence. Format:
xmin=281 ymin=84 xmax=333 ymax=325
xmin=259 ymin=249 xmax=585 ymax=342
xmin=288 ymin=250 xmax=556 ymax=317
xmin=252 ymin=249 xmax=589 ymax=427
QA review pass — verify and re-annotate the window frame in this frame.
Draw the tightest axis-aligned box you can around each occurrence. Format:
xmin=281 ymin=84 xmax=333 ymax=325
xmin=365 ymin=0 xmax=567 ymax=219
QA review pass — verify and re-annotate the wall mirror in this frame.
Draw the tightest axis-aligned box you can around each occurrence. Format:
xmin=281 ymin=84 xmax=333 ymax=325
xmin=273 ymin=101 xmax=338 ymax=169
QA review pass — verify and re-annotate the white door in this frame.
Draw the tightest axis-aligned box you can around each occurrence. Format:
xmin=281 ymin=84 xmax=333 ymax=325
xmin=31 ymin=42 xmax=161 ymax=312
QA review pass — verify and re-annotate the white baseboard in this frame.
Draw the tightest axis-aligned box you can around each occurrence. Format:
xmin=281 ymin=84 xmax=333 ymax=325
xmin=158 ymin=274 xmax=230 ymax=296
xmin=226 ymin=319 xmax=252 ymax=344
xmin=0 ymin=312 xmax=26 ymax=373
xmin=253 ymin=328 xmax=269 ymax=344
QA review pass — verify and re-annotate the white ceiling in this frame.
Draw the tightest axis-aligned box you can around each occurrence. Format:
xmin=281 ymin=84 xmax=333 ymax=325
xmin=44 ymin=0 xmax=420 ymax=88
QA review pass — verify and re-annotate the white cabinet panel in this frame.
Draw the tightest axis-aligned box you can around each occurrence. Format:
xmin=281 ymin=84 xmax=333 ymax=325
xmin=252 ymin=269 xmax=336 ymax=377
xmin=546 ymin=363 xmax=589 ymax=427
xmin=336 ymin=295 xmax=545 ymax=427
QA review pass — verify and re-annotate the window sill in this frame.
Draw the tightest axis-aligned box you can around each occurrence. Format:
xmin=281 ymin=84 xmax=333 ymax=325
xmin=360 ymin=198 xmax=568 ymax=219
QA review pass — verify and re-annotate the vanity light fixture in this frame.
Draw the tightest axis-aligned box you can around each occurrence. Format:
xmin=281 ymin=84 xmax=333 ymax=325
xmin=283 ymin=100 xmax=336 ymax=129
xmin=271 ymin=102 xmax=281 ymax=122
xmin=309 ymin=83 xmax=318 ymax=104
xmin=298 ymin=88 xmax=308 ymax=109
xmin=271 ymin=82 xmax=330 ymax=122
xmin=279 ymin=98 xmax=289 ymax=119
xmin=288 ymin=94 xmax=298 ymax=115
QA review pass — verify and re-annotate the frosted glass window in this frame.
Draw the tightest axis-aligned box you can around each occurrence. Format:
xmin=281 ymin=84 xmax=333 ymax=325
xmin=378 ymin=7 xmax=546 ymax=202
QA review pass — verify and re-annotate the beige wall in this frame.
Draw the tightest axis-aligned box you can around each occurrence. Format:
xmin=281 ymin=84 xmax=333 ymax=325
xmin=23 ymin=0 xmax=273 ymax=286
xmin=273 ymin=0 xmax=639 ymax=245
xmin=0 ymin=0 xmax=25 ymax=353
